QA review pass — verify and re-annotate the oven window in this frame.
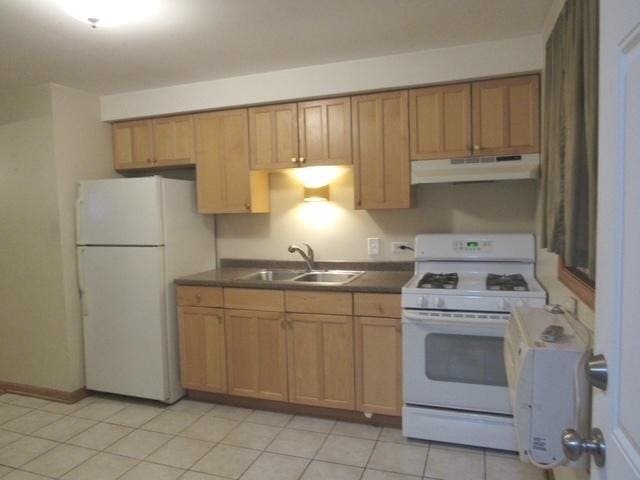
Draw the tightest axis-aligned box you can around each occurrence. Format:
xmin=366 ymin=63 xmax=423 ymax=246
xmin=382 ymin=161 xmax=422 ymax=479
xmin=424 ymin=333 xmax=507 ymax=387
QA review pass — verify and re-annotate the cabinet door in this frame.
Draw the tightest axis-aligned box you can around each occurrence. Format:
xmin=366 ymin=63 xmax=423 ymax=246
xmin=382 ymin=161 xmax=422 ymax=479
xmin=178 ymin=307 xmax=227 ymax=393
xmin=471 ymin=75 xmax=540 ymax=156
xmin=249 ymin=103 xmax=299 ymax=170
xmin=298 ymin=97 xmax=352 ymax=166
xmin=352 ymin=91 xmax=411 ymax=209
xmin=112 ymin=120 xmax=153 ymax=170
xmin=195 ymin=110 xmax=269 ymax=214
xmin=409 ymin=84 xmax=471 ymax=160
xmin=153 ymin=115 xmax=195 ymax=167
xmin=286 ymin=313 xmax=355 ymax=410
xmin=225 ymin=309 xmax=288 ymax=401
xmin=354 ymin=316 xmax=402 ymax=416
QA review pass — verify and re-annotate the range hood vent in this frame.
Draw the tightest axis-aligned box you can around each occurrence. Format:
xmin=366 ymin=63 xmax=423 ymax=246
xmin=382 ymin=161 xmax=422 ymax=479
xmin=411 ymin=154 xmax=540 ymax=185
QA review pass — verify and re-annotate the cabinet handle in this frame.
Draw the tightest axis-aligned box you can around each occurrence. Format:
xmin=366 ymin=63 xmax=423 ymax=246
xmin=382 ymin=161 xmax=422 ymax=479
xmin=217 ymin=315 xmax=223 ymax=325
xmin=195 ymin=294 xmax=201 ymax=304
xmin=146 ymin=158 xmax=152 ymax=163
xmin=291 ymin=157 xmax=298 ymax=164
xmin=473 ymin=145 xmax=480 ymax=150
xmin=299 ymin=157 xmax=305 ymax=163
xmin=280 ymin=320 xmax=286 ymax=329
xmin=244 ymin=203 xmax=251 ymax=210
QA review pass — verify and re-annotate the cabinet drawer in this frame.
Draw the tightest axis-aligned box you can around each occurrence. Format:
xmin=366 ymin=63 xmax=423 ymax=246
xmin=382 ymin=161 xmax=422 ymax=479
xmin=285 ymin=290 xmax=352 ymax=315
xmin=224 ymin=288 xmax=284 ymax=312
xmin=354 ymin=293 xmax=401 ymax=318
xmin=177 ymin=286 xmax=223 ymax=307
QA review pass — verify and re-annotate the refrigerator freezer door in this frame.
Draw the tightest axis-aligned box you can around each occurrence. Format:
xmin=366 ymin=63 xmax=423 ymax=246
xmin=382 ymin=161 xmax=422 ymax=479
xmin=78 ymin=246 xmax=170 ymax=401
xmin=77 ymin=177 xmax=164 ymax=246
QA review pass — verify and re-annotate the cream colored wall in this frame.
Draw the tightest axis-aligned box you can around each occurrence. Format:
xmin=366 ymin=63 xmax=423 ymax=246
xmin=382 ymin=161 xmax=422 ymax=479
xmin=0 ymin=85 xmax=71 ymax=390
xmin=216 ymin=170 xmax=538 ymax=262
xmin=100 ymin=34 xmax=542 ymax=121
xmin=0 ymin=84 xmax=113 ymax=393
xmin=50 ymin=84 xmax=115 ymax=391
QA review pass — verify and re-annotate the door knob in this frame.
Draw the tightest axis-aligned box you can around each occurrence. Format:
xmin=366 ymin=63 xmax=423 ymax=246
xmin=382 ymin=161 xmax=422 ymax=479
xmin=562 ymin=428 xmax=606 ymax=467
xmin=586 ymin=353 xmax=608 ymax=391
xmin=291 ymin=157 xmax=298 ymax=163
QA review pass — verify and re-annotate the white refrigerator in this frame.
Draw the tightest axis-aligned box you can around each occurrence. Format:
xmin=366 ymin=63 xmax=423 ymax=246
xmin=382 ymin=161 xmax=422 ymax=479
xmin=76 ymin=176 xmax=215 ymax=403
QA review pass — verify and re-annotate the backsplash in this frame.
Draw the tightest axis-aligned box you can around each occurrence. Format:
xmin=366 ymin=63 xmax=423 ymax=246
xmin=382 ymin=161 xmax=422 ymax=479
xmin=215 ymin=169 xmax=538 ymax=262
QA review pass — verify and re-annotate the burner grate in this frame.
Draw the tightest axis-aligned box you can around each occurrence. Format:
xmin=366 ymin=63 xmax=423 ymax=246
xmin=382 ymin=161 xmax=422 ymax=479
xmin=418 ymin=272 xmax=459 ymax=289
xmin=486 ymin=273 xmax=529 ymax=291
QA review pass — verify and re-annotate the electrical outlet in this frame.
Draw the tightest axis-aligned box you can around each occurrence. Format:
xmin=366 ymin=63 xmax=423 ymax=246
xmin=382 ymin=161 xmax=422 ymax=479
xmin=392 ymin=241 xmax=412 ymax=253
xmin=367 ymin=238 xmax=380 ymax=256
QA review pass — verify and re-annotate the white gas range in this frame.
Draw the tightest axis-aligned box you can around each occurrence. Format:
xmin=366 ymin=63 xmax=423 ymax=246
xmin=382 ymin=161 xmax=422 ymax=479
xmin=402 ymin=234 xmax=547 ymax=451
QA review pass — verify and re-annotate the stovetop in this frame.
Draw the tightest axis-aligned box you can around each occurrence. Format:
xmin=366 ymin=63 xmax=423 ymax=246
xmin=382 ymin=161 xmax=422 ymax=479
xmin=402 ymin=270 xmax=547 ymax=312
xmin=416 ymin=272 xmax=530 ymax=292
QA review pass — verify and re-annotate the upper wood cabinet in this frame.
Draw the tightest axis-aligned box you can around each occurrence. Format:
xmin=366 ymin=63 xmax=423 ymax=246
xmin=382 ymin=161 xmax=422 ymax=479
xmin=249 ymin=103 xmax=299 ymax=170
xmin=225 ymin=308 xmax=288 ymax=401
xmin=286 ymin=313 xmax=355 ymax=410
xmin=297 ymin=97 xmax=352 ymax=166
xmin=352 ymin=91 xmax=411 ymax=210
xmin=152 ymin=115 xmax=195 ymax=167
xmin=178 ymin=306 xmax=227 ymax=393
xmin=113 ymin=116 xmax=195 ymax=170
xmin=112 ymin=120 xmax=153 ymax=170
xmin=409 ymin=84 xmax=471 ymax=160
xmin=194 ymin=109 xmax=269 ymax=214
xmin=472 ymin=75 xmax=540 ymax=156
xmin=248 ymin=97 xmax=352 ymax=170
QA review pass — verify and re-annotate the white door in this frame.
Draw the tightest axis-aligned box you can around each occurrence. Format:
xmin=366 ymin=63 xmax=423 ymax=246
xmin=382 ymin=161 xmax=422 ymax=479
xmin=591 ymin=0 xmax=640 ymax=477
xmin=76 ymin=177 xmax=164 ymax=246
xmin=78 ymin=246 xmax=169 ymax=402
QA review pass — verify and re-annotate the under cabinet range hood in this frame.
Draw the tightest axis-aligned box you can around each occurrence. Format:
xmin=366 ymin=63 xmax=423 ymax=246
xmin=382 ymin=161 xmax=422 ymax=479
xmin=411 ymin=154 xmax=540 ymax=185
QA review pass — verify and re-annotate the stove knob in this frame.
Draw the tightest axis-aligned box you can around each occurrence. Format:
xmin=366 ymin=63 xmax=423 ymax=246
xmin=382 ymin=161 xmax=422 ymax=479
xmin=434 ymin=296 xmax=445 ymax=308
xmin=418 ymin=296 xmax=429 ymax=308
xmin=497 ymin=298 xmax=508 ymax=311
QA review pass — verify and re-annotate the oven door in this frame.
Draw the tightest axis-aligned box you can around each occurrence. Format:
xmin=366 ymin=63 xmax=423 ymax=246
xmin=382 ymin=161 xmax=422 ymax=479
xmin=403 ymin=309 xmax=512 ymax=415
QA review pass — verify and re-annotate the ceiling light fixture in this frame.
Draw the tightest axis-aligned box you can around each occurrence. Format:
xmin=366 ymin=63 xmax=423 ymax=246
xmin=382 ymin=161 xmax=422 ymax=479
xmin=56 ymin=0 xmax=162 ymax=28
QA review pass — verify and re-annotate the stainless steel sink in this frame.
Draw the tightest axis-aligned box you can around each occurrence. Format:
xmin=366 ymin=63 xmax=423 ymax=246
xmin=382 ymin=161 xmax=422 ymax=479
xmin=292 ymin=270 xmax=365 ymax=285
xmin=240 ymin=269 xmax=304 ymax=281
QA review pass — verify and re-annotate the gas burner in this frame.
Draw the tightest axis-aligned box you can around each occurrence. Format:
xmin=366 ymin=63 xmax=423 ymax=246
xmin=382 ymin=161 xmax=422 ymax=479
xmin=418 ymin=272 xmax=459 ymax=289
xmin=486 ymin=273 xmax=529 ymax=291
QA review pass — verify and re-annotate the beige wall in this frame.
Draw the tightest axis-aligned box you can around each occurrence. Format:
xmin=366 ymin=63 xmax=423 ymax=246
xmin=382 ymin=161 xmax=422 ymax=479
xmin=0 ymin=84 xmax=113 ymax=392
xmin=100 ymin=34 xmax=542 ymax=121
xmin=216 ymin=170 xmax=538 ymax=262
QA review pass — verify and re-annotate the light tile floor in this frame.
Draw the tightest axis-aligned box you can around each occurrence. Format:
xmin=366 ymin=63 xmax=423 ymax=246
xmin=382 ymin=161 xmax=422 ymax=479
xmin=0 ymin=392 xmax=548 ymax=480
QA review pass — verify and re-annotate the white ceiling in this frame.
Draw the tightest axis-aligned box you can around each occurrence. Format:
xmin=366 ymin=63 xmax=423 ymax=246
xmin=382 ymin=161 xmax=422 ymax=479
xmin=0 ymin=0 xmax=553 ymax=95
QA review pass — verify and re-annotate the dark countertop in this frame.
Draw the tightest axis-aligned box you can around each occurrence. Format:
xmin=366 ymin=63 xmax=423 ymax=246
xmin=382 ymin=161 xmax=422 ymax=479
xmin=175 ymin=259 xmax=413 ymax=294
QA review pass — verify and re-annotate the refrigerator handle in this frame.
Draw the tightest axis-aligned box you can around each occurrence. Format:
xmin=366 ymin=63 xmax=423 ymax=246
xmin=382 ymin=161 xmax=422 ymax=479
xmin=77 ymin=247 xmax=89 ymax=317
xmin=75 ymin=183 xmax=83 ymax=245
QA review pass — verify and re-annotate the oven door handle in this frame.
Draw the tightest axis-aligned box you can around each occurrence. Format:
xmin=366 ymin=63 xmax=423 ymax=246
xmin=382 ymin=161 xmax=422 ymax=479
xmin=402 ymin=310 xmax=508 ymax=328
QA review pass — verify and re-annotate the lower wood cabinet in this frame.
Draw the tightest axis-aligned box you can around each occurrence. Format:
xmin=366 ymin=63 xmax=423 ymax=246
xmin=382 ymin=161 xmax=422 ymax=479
xmin=177 ymin=286 xmax=402 ymax=417
xmin=178 ymin=307 xmax=227 ymax=393
xmin=354 ymin=316 xmax=403 ymax=416
xmin=286 ymin=313 xmax=355 ymax=410
xmin=224 ymin=308 xmax=288 ymax=401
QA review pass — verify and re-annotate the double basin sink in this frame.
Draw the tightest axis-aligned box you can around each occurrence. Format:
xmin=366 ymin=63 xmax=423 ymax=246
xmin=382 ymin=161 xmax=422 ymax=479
xmin=239 ymin=269 xmax=365 ymax=285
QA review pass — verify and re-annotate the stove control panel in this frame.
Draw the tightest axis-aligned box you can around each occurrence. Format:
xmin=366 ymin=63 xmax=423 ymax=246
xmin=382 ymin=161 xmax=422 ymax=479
xmin=453 ymin=239 xmax=494 ymax=252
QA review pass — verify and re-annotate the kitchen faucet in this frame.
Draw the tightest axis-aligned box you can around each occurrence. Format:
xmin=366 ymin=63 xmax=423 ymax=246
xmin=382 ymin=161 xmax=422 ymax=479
xmin=288 ymin=243 xmax=315 ymax=271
